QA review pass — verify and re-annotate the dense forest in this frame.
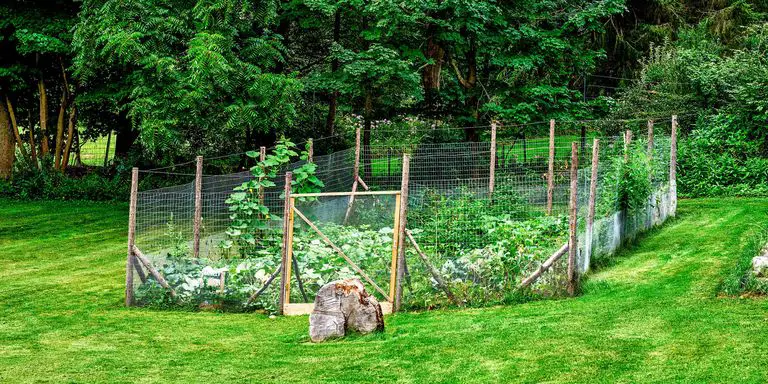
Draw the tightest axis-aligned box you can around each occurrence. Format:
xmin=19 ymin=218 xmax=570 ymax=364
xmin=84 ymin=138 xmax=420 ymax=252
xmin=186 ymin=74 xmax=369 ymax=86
xmin=1 ymin=0 xmax=767 ymax=198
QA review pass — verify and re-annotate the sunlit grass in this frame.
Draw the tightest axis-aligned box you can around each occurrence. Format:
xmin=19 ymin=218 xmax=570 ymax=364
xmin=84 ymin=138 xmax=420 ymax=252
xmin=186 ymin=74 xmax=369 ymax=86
xmin=1 ymin=198 xmax=767 ymax=382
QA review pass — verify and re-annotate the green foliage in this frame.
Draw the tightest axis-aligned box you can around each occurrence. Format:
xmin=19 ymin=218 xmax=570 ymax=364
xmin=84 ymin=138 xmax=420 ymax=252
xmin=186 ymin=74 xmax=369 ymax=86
xmin=611 ymin=20 xmax=768 ymax=198
xmin=72 ymin=0 xmax=301 ymax=160
xmin=679 ymin=114 xmax=768 ymax=197
xmin=223 ymin=137 xmax=323 ymax=258
xmin=0 ymin=166 xmax=129 ymax=201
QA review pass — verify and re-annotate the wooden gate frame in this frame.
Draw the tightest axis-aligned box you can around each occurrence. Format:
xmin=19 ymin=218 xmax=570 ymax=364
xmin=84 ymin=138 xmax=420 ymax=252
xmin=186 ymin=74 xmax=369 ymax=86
xmin=281 ymin=190 xmax=402 ymax=316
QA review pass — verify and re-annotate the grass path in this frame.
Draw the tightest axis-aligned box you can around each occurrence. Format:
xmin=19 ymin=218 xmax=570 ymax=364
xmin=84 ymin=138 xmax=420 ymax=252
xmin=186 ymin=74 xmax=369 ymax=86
xmin=1 ymin=198 xmax=767 ymax=383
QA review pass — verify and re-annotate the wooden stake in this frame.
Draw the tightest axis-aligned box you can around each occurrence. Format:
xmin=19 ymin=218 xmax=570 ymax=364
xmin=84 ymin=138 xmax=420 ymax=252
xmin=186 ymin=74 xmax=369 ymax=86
xmin=395 ymin=154 xmax=410 ymax=312
xmin=308 ymin=139 xmax=314 ymax=163
xmin=567 ymin=142 xmax=578 ymax=296
xmin=489 ymin=121 xmax=497 ymax=197
xmin=670 ymin=115 xmax=678 ymax=215
xmin=647 ymin=120 xmax=654 ymax=155
xmin=247 ymin=265 xmax=281 ymax=304
xmin=133 ymin=246 xmax=177 ymax=298
xmin=125 ymin=167 xmax=139 ymax=306
xmin=405 ymin=230 xmax=460 ymax=306
xmin=193 ymin=156 xmax=203 ymax=258
xmin=624 ymin=129 xmax=633 ymax=163
xmin=278 ymin=172 xmax=292 ymax=315
xmin=547 ymin=119 xmax=555 ymax=215
xmin=357 ymin=175 xmax=370 ymax=191
xmin=258 ymin=146 xmax=266 ymax=208
xmin=585 ymin=139 xmax=600 ymax=272
xmin=291 ymin=256 xmax=309 ymax=302
xmin=292 ymin=206 xmax=391 ymax=300
xmin=519 ymin=243 xmax=569 ymax=288
xmin=389 ymin=194 xmax=401 ymax=302
xmin=284 ymin=197 xmax=296 ymax=303
xmin=343 ymin=128 xmax=362 ymax=224
xmin=134 ymin=259 xmax=147 ymax=283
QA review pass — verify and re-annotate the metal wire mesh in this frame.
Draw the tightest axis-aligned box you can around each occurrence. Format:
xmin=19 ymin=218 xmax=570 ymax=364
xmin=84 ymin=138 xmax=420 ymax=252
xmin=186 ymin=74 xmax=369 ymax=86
xmin=130 ymin=122 xmax=677 ymax=311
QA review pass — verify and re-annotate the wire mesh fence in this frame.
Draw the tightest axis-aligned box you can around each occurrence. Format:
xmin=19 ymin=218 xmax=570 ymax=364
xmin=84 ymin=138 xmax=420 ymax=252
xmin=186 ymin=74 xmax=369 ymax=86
xmin=127 ymin=117 xmax=678 ymax=313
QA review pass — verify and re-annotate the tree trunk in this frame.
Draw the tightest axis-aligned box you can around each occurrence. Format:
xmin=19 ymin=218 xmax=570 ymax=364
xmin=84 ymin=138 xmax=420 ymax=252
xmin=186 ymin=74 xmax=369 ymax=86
xmin=0 ymin=101 xmax=14 ymax=180
xmin=62 ymin=105 xmax=77 ymax=170
xmin=325 ymin=9 xmax=342 ymax=136
xmin=38 ymin=79 xmax=49 ymax=157
xmin=449 ymin=33 xmax=479 ymax=141
xmin=5 ymin=96 xmax=28 ymax=161
xmin=54 ymin=93 xmax=67 ymax=169
xmin=114 ymin=111 xmax=138 ymax=158
xmin=28 ymin=109 xmax=39 ymax=169
xmin=422 ymin=33 xmax=444 ymax=112
xmin=362 ymin=90 xmax=373 ymax=180
xmin=73 ymin=129 xmax=82 ymax=166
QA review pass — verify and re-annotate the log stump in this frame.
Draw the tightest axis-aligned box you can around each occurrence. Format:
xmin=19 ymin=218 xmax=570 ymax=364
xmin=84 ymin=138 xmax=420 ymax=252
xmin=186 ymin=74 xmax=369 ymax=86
xmin=309 ymin=279 xmax=384 ymax=342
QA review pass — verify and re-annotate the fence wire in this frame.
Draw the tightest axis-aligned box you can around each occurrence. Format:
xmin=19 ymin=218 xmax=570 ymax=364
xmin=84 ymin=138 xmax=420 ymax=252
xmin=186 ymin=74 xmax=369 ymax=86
xmin=131 ymin=122 xmax=677 ymax=311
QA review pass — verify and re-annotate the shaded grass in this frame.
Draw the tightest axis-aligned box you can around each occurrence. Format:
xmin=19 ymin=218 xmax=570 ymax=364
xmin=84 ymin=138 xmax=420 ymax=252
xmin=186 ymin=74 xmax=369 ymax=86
xmin=1 ymin=198 xmax=768 ymax=383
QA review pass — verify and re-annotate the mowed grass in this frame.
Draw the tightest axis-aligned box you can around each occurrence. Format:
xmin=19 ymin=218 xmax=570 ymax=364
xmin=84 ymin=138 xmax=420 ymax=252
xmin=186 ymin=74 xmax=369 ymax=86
xmin=1 ymin=198 xmax=768 ymax=383
xmin=369 ymin=134 xmax=597 ymax=177
xmin=70 ymin=135 xmax=115 ymax=167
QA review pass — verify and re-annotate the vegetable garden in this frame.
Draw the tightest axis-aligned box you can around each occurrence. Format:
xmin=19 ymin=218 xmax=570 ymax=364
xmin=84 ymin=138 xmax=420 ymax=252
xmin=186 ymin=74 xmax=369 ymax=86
xmin=125 ymin=116 xmax=679 ymax=314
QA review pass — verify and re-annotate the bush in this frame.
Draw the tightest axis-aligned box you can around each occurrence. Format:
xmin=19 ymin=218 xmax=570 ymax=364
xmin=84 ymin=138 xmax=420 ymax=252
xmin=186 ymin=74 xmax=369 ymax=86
xmin=679 ymin=115 xmax=768 ymax=197
xmin=0 ymin=166 xmax=130 ymax=201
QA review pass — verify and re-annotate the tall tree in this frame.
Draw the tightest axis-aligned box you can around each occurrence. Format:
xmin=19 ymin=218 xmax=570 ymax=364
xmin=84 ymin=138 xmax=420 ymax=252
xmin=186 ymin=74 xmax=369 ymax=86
xmin=73 ymin=0 xmax=302 ymax=161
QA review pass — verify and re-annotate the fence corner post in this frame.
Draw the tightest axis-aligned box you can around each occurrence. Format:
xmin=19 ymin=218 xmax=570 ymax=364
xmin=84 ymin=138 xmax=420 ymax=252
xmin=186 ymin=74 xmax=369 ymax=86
xmin=489 ymin=121 xmax=497 ymax=197
xmin=670 ymin=115 xmax=678 ymax=216
xmin=394 ymin=153 xmax=410 ymax=312
xmin=567 ymin=142 xmax=579 ymax=296
xmin=547 ymin=119 xmax=555 ymax=215
xmin=193 ymin=156 xmax=203 ymax=258
xmin=278 ymin=171 xmax=293 ymax=315
xmin=125 ymin=167 xmax=139 ymax=307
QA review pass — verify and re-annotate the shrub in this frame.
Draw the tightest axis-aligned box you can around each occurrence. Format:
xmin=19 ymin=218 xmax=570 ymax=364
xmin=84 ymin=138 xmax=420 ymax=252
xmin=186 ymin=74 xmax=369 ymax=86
xmin=679 ymin=115 xmax=768 ymax=197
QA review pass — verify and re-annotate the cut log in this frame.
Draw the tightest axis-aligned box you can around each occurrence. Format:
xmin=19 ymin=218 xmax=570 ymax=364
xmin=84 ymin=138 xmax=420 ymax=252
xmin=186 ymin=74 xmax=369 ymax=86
xmin=309 ymin=279 xmax=384 ymax=342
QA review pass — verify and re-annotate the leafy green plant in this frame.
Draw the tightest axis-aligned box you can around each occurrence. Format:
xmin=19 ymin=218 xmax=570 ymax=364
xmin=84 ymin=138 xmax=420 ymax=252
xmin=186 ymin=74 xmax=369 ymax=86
xmin=223 ymin=138 xmax=323 ymax=258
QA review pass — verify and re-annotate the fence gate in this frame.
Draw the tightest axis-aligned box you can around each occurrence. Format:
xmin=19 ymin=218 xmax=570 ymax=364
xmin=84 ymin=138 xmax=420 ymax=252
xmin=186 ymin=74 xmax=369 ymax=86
xmin=281 ymin=190 xmax=402 ymax=316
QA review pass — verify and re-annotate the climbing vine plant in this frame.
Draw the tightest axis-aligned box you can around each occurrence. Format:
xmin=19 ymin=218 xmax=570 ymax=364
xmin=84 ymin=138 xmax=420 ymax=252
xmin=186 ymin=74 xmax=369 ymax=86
xmin=222 ymin=138 xmax=323 ymax=258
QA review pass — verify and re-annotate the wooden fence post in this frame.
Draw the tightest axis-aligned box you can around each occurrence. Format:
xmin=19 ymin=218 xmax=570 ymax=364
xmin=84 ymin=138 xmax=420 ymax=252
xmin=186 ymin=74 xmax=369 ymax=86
xmin=670 ymin=115 xmax=678 ymax=215
xmin=489 ymin=121 xmax=497 ymax=197
xmin=193 ymin=156 xmax=203 ymax=258
xmin=343 ymin=128 xmax=362 ymax=223
xmin=258 ymin=146 xmax=266 ymax=207
xmin=647 ymin=120 xmax=654 ymax=154
xmin=547 ymin=119 xmax=555 ymax=215
xmin=394 ymin=154 xmax=410 ymax=312
xmin=278 ymin=172 xmax=293 ymax=315
xmin=567 ymin=142 xmax=579 ymax=296
xmin=624 ymin=129 xmax=633 ymax=163
xmin=308 ymin=138 xmax=314 ymax=163
xmin=585 ymin=139 xmax=599 ymax=273
xmin=125 ymin=167 xmax=139 ymax=306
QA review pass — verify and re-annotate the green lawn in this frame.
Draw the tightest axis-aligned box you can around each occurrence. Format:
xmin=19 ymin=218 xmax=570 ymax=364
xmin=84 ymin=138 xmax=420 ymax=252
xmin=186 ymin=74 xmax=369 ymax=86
xmin=1 ymin=198 xmax=767 ymax=383
xmin=71 ymin=135 xmax=115 ymax=167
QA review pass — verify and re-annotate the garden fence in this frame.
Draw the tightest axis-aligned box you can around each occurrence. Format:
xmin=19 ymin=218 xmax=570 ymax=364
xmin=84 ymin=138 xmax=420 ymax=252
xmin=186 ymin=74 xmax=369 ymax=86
xmin=125 ymin=116 xmax=678 ymax=314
